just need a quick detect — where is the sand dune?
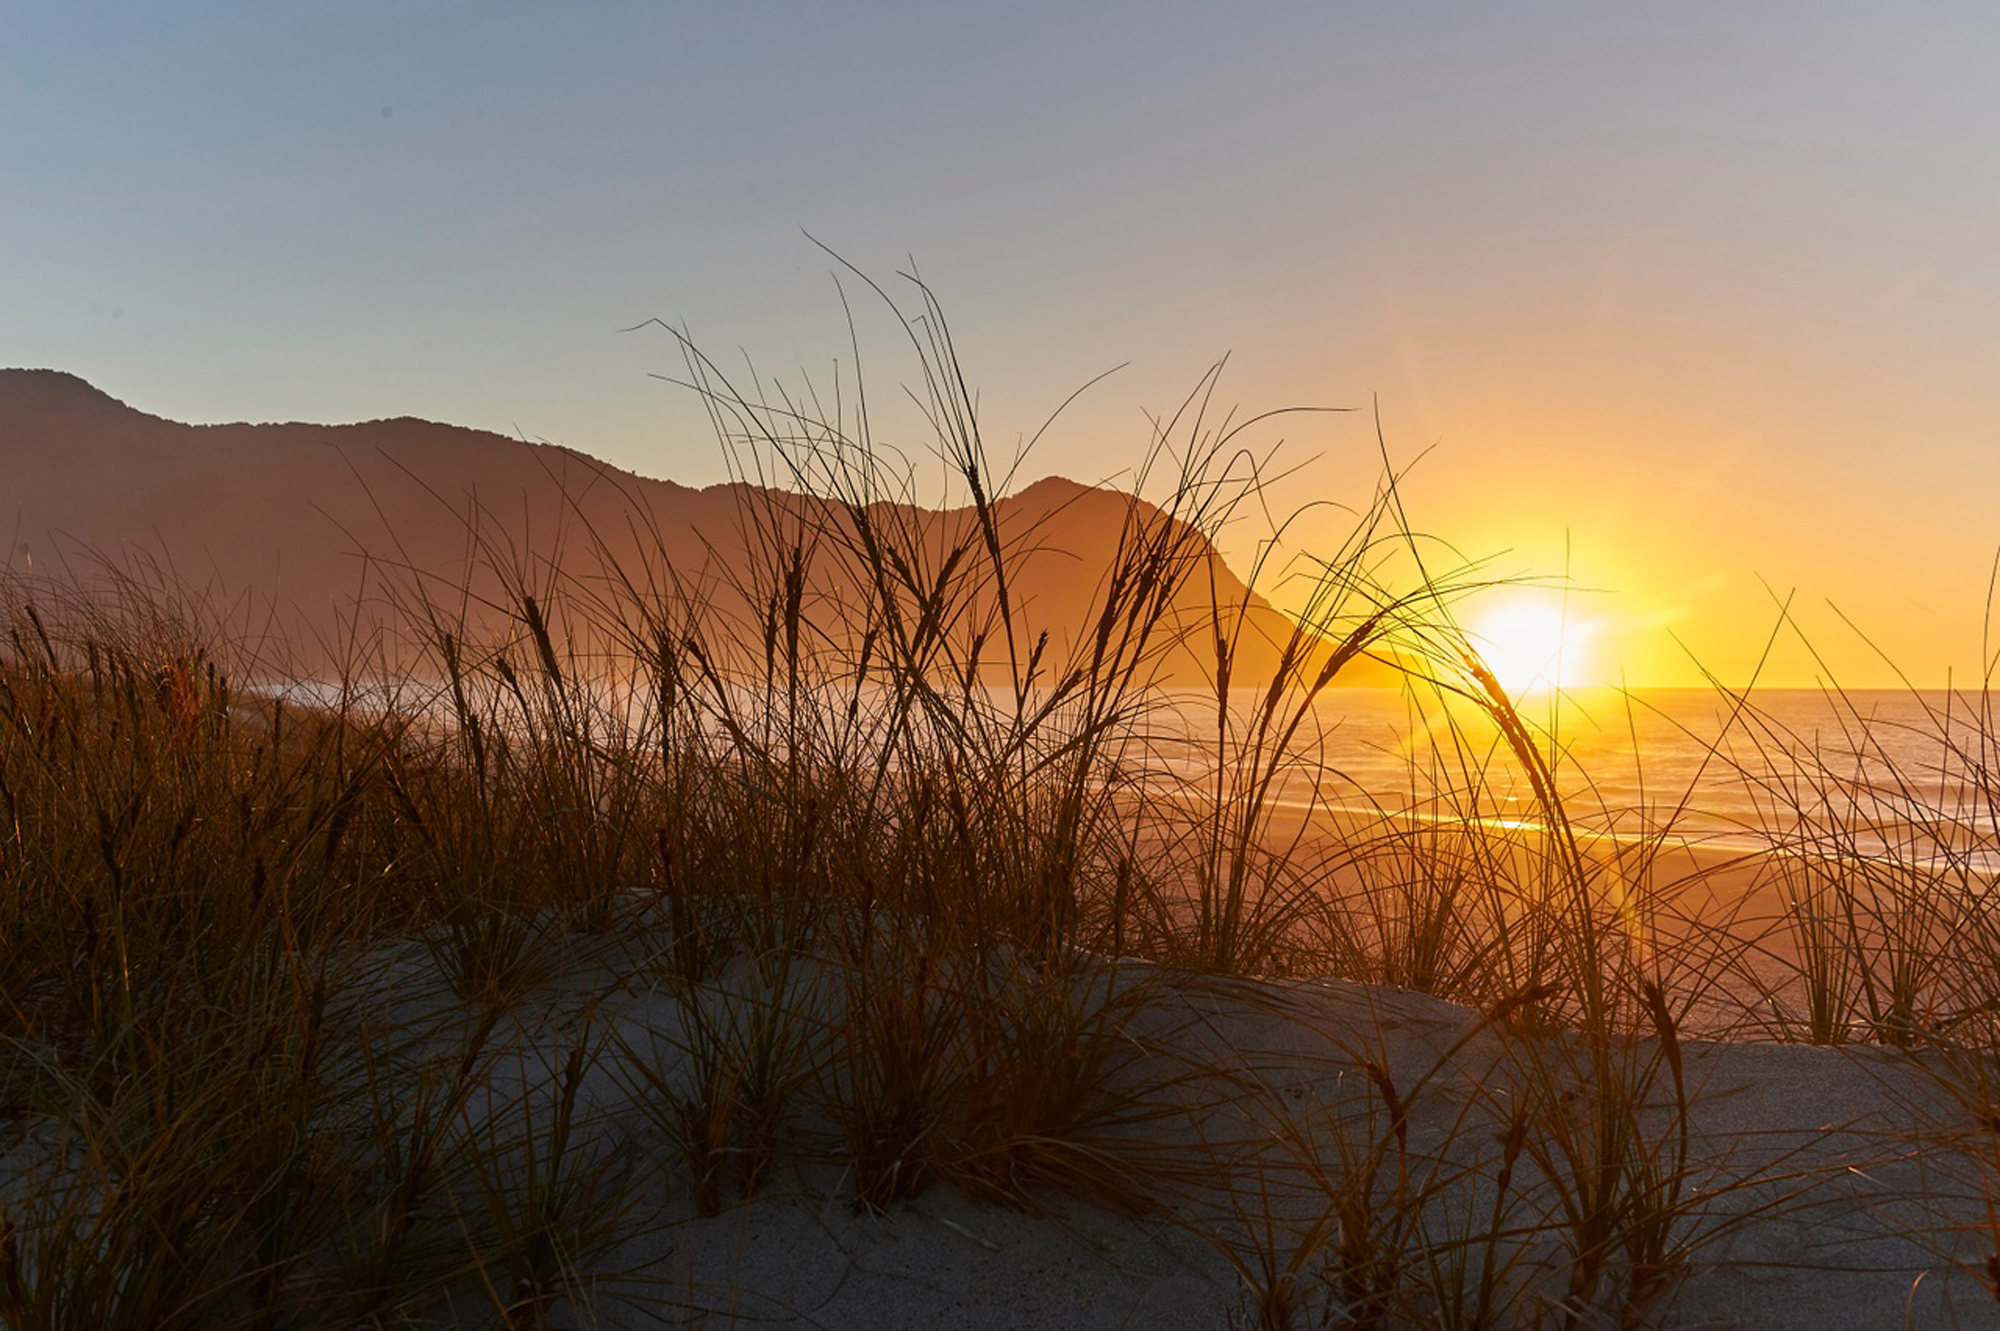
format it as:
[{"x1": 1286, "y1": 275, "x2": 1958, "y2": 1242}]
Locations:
[{"x1": 319, "y1": 898, "x2": 1995, "y2": 1329}]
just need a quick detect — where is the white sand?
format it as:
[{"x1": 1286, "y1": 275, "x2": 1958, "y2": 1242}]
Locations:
[{"x1": 328, "y1": 902, "x2": 2000, "y2": 1330}]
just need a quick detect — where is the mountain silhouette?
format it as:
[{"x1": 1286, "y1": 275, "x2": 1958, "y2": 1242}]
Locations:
[{"x1": 1, "y1": 369, "x2": 1395, "y2": 685}]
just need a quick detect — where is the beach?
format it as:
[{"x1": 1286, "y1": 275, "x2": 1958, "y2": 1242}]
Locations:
[
  {"x1": 11, "y1": 638, "x2": 2000, "y2": 1326},
  {"x1": 242, "y1": 889, "x2": 1994, "y2": 1328}
]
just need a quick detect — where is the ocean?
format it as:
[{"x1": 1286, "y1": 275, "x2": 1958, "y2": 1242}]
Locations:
[{"x1": 1141, "y1": 686, "x2": 2000, "y2": 874}]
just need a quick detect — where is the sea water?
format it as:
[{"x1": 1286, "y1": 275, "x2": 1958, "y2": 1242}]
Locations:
[{"x1": 1141, "y1": 686, "x2": 2000, "y2": 874}]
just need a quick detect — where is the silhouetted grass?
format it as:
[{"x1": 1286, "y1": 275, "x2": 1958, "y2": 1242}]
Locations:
[{"x1": 3, "y1": 268, "x2": 1994, "y2": 1325}]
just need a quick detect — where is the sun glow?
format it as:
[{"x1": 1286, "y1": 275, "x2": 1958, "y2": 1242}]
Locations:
[{"x1": 1467, "y1": 594, "x2": 1590, "y2": 697}]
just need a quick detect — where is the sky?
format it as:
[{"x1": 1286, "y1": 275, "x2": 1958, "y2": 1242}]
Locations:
[{"x1": 6, "y1": 2, "x2": 2000, "y2": 688}]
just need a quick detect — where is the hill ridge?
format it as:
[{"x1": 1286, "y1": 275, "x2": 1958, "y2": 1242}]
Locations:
[{"x1": 1, "y1": 370, "x2": 1372, "y2": 684}]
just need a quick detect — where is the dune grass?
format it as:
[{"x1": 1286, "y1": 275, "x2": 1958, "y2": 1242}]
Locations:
[{"x1": 5, "y1": 272, "x2": 2000, "y2": 1325}]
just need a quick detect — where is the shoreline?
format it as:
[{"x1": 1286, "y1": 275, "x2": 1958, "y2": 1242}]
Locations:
[{"x1": 1129, "y1": 790, "x2": 1996, "y2": 1044}]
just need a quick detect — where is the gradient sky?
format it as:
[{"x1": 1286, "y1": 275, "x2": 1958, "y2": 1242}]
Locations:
[{"x1": 7, "y1": 2, "x2": 1999, "y2": 688}]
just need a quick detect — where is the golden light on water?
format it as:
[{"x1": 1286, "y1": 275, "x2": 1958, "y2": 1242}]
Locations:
[{"x1": 1466, "y1": 593, "x2": 1592, "y2": 696}]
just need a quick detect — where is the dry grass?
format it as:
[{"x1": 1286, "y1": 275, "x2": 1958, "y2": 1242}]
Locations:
[{"x1": 4, "y1": 269, "x2": 1998, "y2": 1325}]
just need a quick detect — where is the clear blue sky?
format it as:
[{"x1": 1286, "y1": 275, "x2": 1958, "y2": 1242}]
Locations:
[{"x1": 7, "y1": 2, "x2": 1999, "y2": 684}]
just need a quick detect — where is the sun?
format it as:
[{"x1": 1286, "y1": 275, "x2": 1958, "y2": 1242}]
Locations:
[{"x1": 1466, "y1": 594, "x2": 1589, "y2": 697}]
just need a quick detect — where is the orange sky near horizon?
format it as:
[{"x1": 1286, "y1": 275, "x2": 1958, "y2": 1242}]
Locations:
[{"x1": 1252, "y1": 398, "x2": 1995, "y2": 694}]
